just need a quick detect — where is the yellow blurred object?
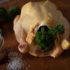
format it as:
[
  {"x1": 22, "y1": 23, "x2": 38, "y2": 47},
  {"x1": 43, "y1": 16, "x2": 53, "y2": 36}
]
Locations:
[{"x1": 61, "y1": 39, "x2": 70, "y2": 50}]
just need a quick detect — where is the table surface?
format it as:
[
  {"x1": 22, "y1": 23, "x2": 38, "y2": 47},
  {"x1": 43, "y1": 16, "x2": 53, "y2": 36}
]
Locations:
[{"x1": 0, "y1": 0, "x2": 70, "y2": 70}]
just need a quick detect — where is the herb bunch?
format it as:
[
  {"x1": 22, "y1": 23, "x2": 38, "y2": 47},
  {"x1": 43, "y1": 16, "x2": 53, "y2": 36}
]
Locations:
[
  {"x1": 0, "y1": 6, "x2": 21, "y2": 22},
  {"x1": 35, "y1": 24, "x2": 64, "y2": 51}
]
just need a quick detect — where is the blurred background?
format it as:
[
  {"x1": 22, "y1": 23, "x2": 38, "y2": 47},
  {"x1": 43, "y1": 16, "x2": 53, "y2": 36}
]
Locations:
[{"x1": 0, "y1": 0, "x2": 70, "y2": 70}]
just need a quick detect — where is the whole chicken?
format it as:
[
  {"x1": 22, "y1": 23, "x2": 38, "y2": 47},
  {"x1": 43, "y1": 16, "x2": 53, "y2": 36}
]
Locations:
[{"x1": 13, "y1": 0, "x2": 70, "y2": 58}]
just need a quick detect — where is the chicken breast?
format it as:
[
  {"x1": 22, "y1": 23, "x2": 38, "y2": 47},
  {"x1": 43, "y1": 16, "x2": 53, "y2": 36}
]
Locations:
[{"x1": 13, "y1": 0, "x2": 70, "y2": 58}]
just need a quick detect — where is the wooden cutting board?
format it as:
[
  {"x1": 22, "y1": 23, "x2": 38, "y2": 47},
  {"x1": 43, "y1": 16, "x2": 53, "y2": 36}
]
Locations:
[{"x1": 0, "y1": 0, "x2": 70, "y2": 70}]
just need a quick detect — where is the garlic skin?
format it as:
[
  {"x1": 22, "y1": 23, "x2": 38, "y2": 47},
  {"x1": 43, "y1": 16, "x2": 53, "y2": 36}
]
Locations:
[{"x1": 13, "y1": 0, "x2": 70, "y2": 58}]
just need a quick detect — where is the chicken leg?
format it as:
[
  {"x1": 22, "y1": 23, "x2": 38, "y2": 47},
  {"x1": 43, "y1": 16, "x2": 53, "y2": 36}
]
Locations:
[{"x1": 13, "y1": 15, "x2": 28, "y2": 53}]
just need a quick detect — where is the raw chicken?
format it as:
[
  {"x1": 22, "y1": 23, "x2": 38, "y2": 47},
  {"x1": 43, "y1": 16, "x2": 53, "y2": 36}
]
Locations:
[{"x1": 13, "y1": 0, "x2": 70, "y2": 58}]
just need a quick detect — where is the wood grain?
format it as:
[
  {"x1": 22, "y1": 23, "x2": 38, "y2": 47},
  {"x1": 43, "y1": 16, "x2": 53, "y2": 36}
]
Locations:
[{"x1": 0, "y1": 0, "x2": 70, "y2": 70}]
